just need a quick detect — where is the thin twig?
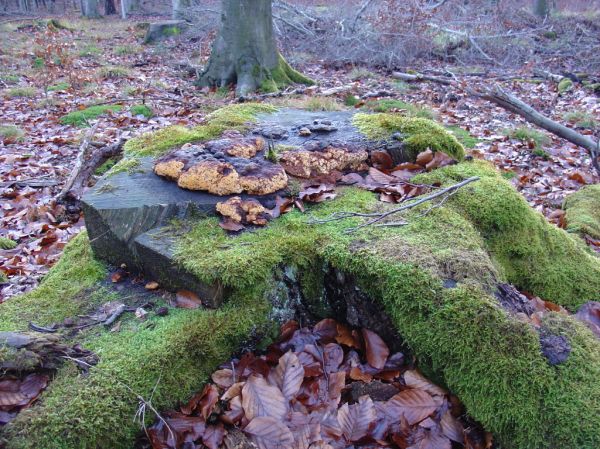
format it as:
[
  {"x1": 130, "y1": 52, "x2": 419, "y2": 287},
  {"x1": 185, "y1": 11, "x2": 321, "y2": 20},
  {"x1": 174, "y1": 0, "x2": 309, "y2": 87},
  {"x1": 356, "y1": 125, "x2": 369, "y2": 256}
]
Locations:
[{"x1": 310, "y1": 177, "x2": 479, "y2": 232}]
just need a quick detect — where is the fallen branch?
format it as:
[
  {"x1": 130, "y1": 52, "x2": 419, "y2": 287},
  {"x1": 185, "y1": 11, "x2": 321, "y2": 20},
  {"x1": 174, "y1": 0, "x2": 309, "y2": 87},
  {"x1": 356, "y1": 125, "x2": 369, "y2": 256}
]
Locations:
[
  {"x1": 309, "y1": 176, "x2": 479, "y2": 232},
  {"x1": 56, "y1": 130, "x2": 125, "y2": 202},
  {"x1": 0, "y1": 331, "x2": 98, "y2": 372},
  {"x1": 390, "y1": 71, "x2": 600, "y2": 176},
  {"x1": 478, "y1": 85, "x2": 600, "y2": 175}
]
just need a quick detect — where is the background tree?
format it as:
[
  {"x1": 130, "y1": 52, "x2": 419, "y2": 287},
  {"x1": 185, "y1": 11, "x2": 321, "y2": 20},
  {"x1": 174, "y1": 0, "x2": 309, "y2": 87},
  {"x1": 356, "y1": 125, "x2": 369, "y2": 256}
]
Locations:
[
  {"x1": 81, "y1": 0, "x2": 99, "y2": 17},
  {"x1": 534, "y1": 0, "x2": 551, "y2": 17},
  {"x1": 198, "y1": 0, "x2": 313, "y2": 96},
  {"x1": 105, "y1": 0, "x2": 116, "y2": 15}
]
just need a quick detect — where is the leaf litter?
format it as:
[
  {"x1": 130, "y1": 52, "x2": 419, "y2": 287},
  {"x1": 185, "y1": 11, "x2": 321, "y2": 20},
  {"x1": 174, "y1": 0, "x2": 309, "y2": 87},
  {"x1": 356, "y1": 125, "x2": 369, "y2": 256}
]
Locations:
[{"x1": 144, "y1": 319, "x2": 491, "y2": 449}]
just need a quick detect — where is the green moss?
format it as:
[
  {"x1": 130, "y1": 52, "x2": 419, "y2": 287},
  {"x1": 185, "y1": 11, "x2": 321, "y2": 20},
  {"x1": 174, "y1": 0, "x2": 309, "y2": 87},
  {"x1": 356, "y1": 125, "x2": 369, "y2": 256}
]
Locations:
[
  {"x1": 78, "y1": 44, "x2": 101, "y2": 57},
  {"x1": 260, "y1": 54, "x2": 314, "y2": 93},
  {"x1": 412, "y1": 162, "x2": 600, "y2": 309},
  {"x1": 5, "y1": 87, "x2": 36, "y2": 98},
  {"x1": 353, "y1": 112, "x2": 465, "y2": 161},
  {"x1": 0, "y1": 271, "x2": 7, "y2": 283},
  {"x1": 3, "y1": 293, "x2": 270, "y2": 449},
  {"x1": 344, "y1": 94, "x2": 360, "y2": 106},
  {"x1": 563, "y1": 110, "x2": 598, "y2": 130},
  {"x1": 558, "y1": 77, "x2": 573, "y2": 93},
  {"x1": 60, "y1": 105, "x2": 122, "y2": 127},
  {"x1": 446, "y1": 125, "x2": 480, "y2": 149},
  {"x1": 563, "y1": 184, "x2": 600, "y2": 239},
  {"x1": 505, "y1": 126, "x2": 550, "y2": 149},
  {"x1": 94, "y1": 158, "x2": 117, "y2": 176},
  {"x1": 163, "y1": 26, "x2": 180, "y2": 36},
  {"x1": 0, "y1": 232, "x2": 105, "y2": 332},
  {"x1": 363, "y1": 99, "x2": 436, "y2": 119},
  {"x1": 47, "y1": 82, "x2": 70, "y2": 92},
  {"x1": 0, "y1": 74, "x2": 20, "y2": 84},
  {"x1": 107, "y1": 104, "x2": 277, "y2": 177},
  {"x1": 114, "y1": 45, "x2": 137, "y2": 55},
  {"x1": 130, "y1": 104, "x2": 153, "y2": 118},
  {"x1": 0, "y1": 237, "x2": 17, "y2": 250},
  {"x1": 0, "y1": 125, "x2": 25, "y2": 143},
  {"x1": 97, "y1": 65, "x2": 129, "y2": 79}
]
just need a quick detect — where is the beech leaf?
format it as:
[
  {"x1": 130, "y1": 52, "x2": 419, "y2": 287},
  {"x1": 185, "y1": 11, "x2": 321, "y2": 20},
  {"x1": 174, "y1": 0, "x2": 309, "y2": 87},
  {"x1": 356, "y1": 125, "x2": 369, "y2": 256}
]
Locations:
[
  {"x1": 274, "y1": 351, "x2": 305, "y2": 400},
  {"x1": 362, "y1": 328, "x2": 389, "y2": 369},
  {"x1": 387, "y1": 389, "x2": 437, "y2": 425},
  {"x1": 242, "y1": 375, "x2": 287, "y2": 420},
  {"x1": 337, "y1": 395, "x2": 376, "y2": 442},
  {"x1": 244, "y1": 416, "x2": 294, "y2": 449}
]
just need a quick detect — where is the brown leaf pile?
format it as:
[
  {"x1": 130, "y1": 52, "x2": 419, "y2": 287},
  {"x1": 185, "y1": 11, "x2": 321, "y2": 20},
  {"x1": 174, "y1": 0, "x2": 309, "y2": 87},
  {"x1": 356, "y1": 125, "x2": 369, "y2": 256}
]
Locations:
[
  {"x1": 0, "y1": 374, "x2": 49, "y2": 425},
  {"x1": 147, "y1": 319, "x2": 490, "y2": 449}
]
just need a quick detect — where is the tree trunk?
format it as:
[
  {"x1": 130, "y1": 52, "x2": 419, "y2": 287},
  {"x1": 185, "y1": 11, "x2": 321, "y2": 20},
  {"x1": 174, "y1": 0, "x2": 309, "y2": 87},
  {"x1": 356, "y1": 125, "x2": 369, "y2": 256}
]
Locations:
[
  {"x1": 171, "y1": 0, "x2": 189, "y2": 19},
  {"x1": 534, "y1": 0, "x2": 550, "y2": 17},
  {"x1": 105, "y1": 0, "x2": 116, "y2": 14},
  {"x1": 198, "y1": 0, "x2": 312, "y2": 96},
  {"x1": 119, "y1": 0, "x2": 127, "y2": 18},
  {"x1": 81, "y1": 0, "x2": 99, "y2": 17}
]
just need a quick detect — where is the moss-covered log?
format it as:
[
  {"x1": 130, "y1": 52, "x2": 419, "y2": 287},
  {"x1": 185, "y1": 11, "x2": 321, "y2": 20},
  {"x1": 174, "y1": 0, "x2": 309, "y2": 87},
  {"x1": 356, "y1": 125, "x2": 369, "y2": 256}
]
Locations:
[{"x1": 197, "y1": 0, "x2": 313, "y2": 95}]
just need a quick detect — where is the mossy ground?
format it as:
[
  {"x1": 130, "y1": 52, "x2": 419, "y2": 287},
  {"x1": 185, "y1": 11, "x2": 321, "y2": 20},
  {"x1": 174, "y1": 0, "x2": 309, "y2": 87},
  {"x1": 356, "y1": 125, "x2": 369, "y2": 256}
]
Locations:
[
  {"x1": 174, "y1": 160, "x2": 600, "y2": 449},
  {"x1": 352, "y1": 112, "x2": 465, "y2": 161},
  {"x1": 563, "y1": 184, "x2": 600, "y2": 239},
  {"x1": 0, "y1": 233, "x2": 271, "y2": 449},
  {"x1": 59, "y1": 104, "x2": 122, "y2": 127}
]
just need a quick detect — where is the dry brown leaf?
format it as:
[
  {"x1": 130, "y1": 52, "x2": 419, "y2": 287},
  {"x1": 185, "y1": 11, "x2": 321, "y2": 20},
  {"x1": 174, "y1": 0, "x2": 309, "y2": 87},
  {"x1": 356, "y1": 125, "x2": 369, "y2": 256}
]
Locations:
[
  {"x1": 362, "y1": 328, "x2": 389, "y2": 369},
  {"x1": 244, "y1": 416, "x2": 294, "y2": 449},
  {"x1": 387, "y1": 389, "x2": 437, "y2": 425},
  {"x1": 241, "y1": 375, "x2": 287, "y2": 421},
  {"x1": 337, "y1": 395, "x2": 376, "y2": 442},
  {"x1": 274, "y1": 351, "x2": 304, "y2": 400},
  {"x1": 174, "y1": 290, "x2": 203, "y2": 309}
]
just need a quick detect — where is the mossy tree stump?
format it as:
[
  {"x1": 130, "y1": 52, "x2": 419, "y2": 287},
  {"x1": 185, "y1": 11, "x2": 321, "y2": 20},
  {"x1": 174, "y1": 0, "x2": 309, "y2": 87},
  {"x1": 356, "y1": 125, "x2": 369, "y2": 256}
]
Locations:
[{"x1": 197, "y1": 0, "x2": 313, "y2": 95}]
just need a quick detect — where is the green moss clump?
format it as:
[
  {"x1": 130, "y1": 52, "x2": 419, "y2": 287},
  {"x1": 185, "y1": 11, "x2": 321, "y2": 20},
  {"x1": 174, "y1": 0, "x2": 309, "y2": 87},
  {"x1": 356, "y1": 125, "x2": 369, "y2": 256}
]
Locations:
[
  {"x1": 505, "y1": 126, "x2": 550, "y2": 149},
  {"x1": 563, "y1": 184, "x2": 600, "y2": 239},
  {"x1": 5, "y1": 87, "x2": 36, "y2": 98},
  {"x1": 412, "y1": 162, "x2": 600, "y2": 310},
  {"x1": 60, "y1": 105, "x2": 122, "y2": 127},
  {"x1": 47, "y1": 82, "x2": 70, "y2": 92},
  {"x1": 0, "y1": 233, "x2": 105, "y2": 332},
  {"x1": 0, "y1": 271, "x2": 7, "y2": 283},
  {"x1": 130, "y1": 104, "x2": 153, "y2": 118},
  {"x1": 260, "y1": 54, "x2": 314, "y2": 93},
  {"x1": 121, "y1": 103, "x2": 276, "y2": 160},
  {"x1": 364, "y1": 99, "x2": 436, "y2": 119},
  {"x1": 558, "y1": 77, "x2": 574, "y2": 93},
  {"x1": 0, "y1": 125, "x2": 25, "y2": 143},
  {"x1": 4, "y1": 296, "x2": 270, "y2": 449},
  {"x1": 0, "y1": 237, "x2": 17, "y2": 250},
  {"x1": 446, "y1": 125, "x2": 480, "y2": 149},
  {"x1": 353, "y1": 112, "x2": 465, "y2": 161}
]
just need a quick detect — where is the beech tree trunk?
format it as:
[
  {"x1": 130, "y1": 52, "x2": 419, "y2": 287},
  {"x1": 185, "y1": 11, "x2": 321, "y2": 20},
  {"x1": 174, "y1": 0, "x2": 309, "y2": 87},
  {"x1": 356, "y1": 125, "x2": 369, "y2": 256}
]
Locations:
[
  {"x1": 81, "y1": 0, "x2": 99, "y2": 17},
  {"x1": 171, "y1": 0, "x2": 189, "y2": 19},
  {"x1": 105, "y1": 0, "x2": 116, "y2": 14},
  {"x1": 198, "y1": 0, "x2": 310, "y2": 96},
  {"x1": 534, "y1": 0, "x2": 550, "y2": 17}
]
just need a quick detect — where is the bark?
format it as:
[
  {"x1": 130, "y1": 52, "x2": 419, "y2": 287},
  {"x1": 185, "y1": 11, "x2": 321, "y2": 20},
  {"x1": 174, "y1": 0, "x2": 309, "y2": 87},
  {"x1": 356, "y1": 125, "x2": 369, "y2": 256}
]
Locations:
[
  {"x1": 171, "y1": 0, "x2": 189, "y2": 20},
  {"x1": 119, "y1": 0, "x2": 127, "y2": 18},
  {"x1": 534, "y1": 0, "x2": 550, "y2": 17},
  {"x1": 81, "y1": 0, "x2": 99, "y2": 17},
  {"x1": 198, "y1": 0, "x2": 311, "y2": 96},
  {"x1": 104, "y1": 0, "x2": 116, "y2": 14}
]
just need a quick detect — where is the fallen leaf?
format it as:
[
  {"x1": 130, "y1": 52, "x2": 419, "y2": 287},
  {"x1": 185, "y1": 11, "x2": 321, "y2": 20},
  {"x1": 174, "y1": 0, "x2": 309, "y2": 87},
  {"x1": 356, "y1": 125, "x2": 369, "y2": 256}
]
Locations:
[
  {"x1": 174, "y1": 290, "x2": 203, "y2": 309},
  {"x1": 241, "y1": 375, "x2": 287, "y2": 420},
  {"x1": 244, "y1": 416, "x2": 294, "y2": 449},
  {"x1": 362, "y1": 328, "x2": 389, "y2": 369},
  {"x1": 337, "y1": 395, "x2": 377, "y2": 441},
  {"x1": 273, "y1": 351, "x2": 304, "y2": 400},
  {"x1": 386, "y1": 389, "x2": 437, "y2": 425}
]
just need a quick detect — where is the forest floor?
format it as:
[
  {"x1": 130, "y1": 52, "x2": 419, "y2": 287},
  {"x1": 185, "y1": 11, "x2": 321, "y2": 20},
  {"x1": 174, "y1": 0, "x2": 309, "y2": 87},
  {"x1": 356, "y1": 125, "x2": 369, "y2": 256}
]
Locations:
[{"x1": 1, "y1": 17, "x2": 599, "y2": 301}]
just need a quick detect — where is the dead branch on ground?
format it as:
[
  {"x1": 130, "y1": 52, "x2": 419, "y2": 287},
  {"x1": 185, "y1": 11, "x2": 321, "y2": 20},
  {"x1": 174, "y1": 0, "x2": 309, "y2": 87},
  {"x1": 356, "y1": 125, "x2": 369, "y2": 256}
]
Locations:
[
  {"x1": 55, "y1": 126, "x2": 125, "y2": 203},
  {"x1": 309, "y1": 176, "x2": 480, "y2": 233},
  {"x1": 392, "y1": 71, "x2": 600, "y2": 176}
]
